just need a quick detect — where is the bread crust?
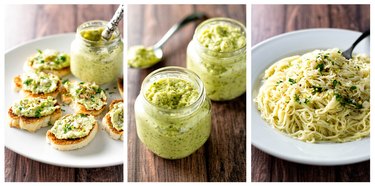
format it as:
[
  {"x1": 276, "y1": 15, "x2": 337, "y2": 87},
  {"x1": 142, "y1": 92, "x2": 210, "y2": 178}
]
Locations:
[
  {"x1": 46, "y1": 122, "x2": 98, "y2": 151},
  {"x1": 102, "y1": 99, "x2": 123, "y2": 141},
  {"x1": 117, "y1": 78, "x2": 124, "y2": 98},
  {"x1": 13, "y1": 75, "x2": 61, "y2": 99},
  {"x1": 8, "y1": 106, "x2": 62, "y2": 132}
]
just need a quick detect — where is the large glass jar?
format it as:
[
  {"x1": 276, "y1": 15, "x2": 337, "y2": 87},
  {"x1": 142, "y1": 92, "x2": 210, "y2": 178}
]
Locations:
[
  {"x1": 70, "y1": 20, "x2": 123, "y2": 84},
  {"x1": 187, "y1": 18, "x2": 246, "y2": 101},
  {"x1": 134, "y1": 67, "x2": 212, "y2": 159}
]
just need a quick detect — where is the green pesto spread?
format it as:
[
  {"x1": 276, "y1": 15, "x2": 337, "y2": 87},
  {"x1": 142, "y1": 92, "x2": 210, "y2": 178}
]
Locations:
[
  {"x1": 145, "y1": 78, "x2": 199, "y2": 109},
  {"x1": 80, "y1": 27, "x2": 116, "y2": 42},
  {"x1": 198, "y1": 24, "x2": 246, "y2": 52},
  {"x1": 127, "y1": 45, "x2": 161, "y2": 68},
  {"x1": 21, "y1": 72, "x2": 60, "y2": 94},
  {"x1": 71, "y1": 26, "x2": 123, "y2": 84},
  {"x1": 135, "y1": 94, "x2": 211, "y2": 159},
  {"x1": 109, "y1": 101, "x2": 124, "y2": 131},
  {"x1": 64, "y1": 81, "x2": 107, "y2": 110},
  {"x1": 12, "y1": 96, "x2": 59, "y2": 118},
  {"x1": 187, "y1": 19, "x2": 246, "y2": 101},
  {"x1": 28, "y1": 49, "x2": 70, "y2": 70},
  {"x1": 51, "y1": 113, "x2": 95, "y2": 139}
]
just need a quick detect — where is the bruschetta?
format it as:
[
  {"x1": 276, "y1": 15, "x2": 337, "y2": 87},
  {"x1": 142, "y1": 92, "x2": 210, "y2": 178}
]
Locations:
[
  {"x1": 61, "y1": 81, "x2": 107, "y2": 116},
  {"x1": 24, "y1": 49, "x2": 70, "y2": 77},
  {"x1": 8, "y1": 96, "x2": 62, "y2": 132},
  {"x1": 102, "y1": 99, "x2": 123, "y2": 141},
  {"x1": 46, "y1": 113, "x2": 98, "y2": 151},
  {"x1": 13, "y1": 72, "x2": 61, "y2": 98}
]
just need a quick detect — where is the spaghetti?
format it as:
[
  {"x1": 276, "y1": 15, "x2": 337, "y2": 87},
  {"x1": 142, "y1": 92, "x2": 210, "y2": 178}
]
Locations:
[{"x1": 255, "y1": 48, "x2": 370, "y2": 143}]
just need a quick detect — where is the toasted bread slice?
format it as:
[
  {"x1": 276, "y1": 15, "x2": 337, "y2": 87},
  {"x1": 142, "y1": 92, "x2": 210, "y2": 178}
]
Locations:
[
  {"x1": 46, "y1": 122, "x2": 98, "y2": 151},
  {"x1": 117, "y1": 78, "x2": 123, "y2": 97},
  {"x1": 8, "y1": 107, "x2": 62, "y2": 132},
  {"x1": 23, "y1": 61, "x2": 70, "y2": 78},
  {"x1": 61, "y1": 85, "x2": 106, "y2": 116},
  {"x1": 13, "y1": 75, "x2": 61, "y2": 99},
  {"x1": 102, "y1": 100, "x2": 123, "y2": 141}
]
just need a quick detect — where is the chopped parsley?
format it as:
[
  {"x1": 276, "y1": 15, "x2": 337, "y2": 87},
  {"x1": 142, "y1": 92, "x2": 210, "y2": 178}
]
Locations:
[
  {"x1": 316, "y1": 63, "x2": 324, "y2": 73},
  {"x1": 23, "y1": 79, "x2": 33, "y2": 86},
  {"x1": 350, "y1": 86, "x2": 357, "y2": 91},
  {"x1": 312, "y1": 86, "x2": 323, "y2": 94},
  {"x1": 288, "y1": 78, "x2": 296, "y2": 85},
  {"x1": 332, "y1": 80, "x2": 341, "y2": 88},
  {"x1": 335, "y1": 93, "x2": 363, "y2": 109}
]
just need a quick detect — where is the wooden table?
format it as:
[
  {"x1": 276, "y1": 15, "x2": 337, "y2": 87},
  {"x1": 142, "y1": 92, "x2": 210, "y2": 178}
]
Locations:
[
  {"x1": 4, "y1": 5, "x2": 123, "y2": 182},
  {"x1": 251, "y1": 5, "x2": 370, "y2": 182},
  {"x1": 127, "y1": 5, "x2": 246, "y2": 182}
]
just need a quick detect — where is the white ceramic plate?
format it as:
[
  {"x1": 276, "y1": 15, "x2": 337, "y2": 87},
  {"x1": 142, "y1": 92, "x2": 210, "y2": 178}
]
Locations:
[
  {"x1": 5, "y1": 33, "x2": 123, "y2": 168},
  {"x1": 251, "y1": 28, "x2": 370, "y2": 165}
]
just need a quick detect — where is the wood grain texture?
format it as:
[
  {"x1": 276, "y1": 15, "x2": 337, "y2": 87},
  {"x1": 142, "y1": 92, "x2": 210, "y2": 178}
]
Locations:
[
  {"x1": 251, "y1": 4, "x2": 370, "y2": 182},
  {"x1": 4, "y1": 5, "x2": 123, "y2": 182},
  {"x1": 127, "y1": 4, "x2": 246, "y2": 182}
]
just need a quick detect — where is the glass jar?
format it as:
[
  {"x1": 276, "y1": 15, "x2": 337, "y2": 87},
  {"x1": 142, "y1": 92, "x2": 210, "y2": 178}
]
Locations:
[
  {"x1": 134, "y1": 67, "x2": 212, "y2": 159},
  {"x1": 187, "y1": 18, "x2": 246, "y2": 101},
  {"x1": 70, "y1": 20, "x2": 123, "y2": 84}
]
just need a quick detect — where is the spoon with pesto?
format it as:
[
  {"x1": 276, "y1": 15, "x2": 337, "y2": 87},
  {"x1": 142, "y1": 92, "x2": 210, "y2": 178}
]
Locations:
[{"x1": 128, "y1": 12, "x2": 206, "y2": 69}]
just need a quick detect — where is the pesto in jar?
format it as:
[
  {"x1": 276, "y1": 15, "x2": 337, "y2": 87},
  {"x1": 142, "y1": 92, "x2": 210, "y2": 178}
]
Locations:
[
  {"x1": 198, "y1": 24, "x2": 246, "y2": 52},
  {"x1": 145, "y1": 78, "x2": 199, "y2": 109},
  {"x1": 135, "y1": 67, "x2": 212, "y2": 159},
  {"x1": 71, "y1": 21, "x2": 123, "y2": 85},
  {"x1": 187, "y1": 18, "x2": 246, "y2": 101}
]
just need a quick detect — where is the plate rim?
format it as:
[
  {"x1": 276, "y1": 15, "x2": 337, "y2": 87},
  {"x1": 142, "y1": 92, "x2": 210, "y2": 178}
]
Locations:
[
  {"x1": 4, "y1": 33, "x2": 123, "y2": 168},
  {"x1": 251, "y1": 28, "x2": 370, "y2": 165}
]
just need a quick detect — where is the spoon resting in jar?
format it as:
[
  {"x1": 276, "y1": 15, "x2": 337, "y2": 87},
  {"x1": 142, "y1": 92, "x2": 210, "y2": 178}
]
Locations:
[{"x1": 127, "y1": 12, "x2": 206, "y2": 69}]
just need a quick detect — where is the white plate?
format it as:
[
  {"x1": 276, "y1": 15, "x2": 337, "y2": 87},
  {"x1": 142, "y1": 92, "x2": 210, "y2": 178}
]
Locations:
[
  {"x1": 251, "y1": 28, "x2": 370, "y2": 165},
  {"x1": 5, "y1": 33, "x2": 123, "y2": 168}
]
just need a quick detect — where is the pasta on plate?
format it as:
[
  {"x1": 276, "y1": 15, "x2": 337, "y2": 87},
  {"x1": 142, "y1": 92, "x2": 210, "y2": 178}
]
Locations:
[{"x1": 255, "y1": 48, "x2": 370, "y2": 143}]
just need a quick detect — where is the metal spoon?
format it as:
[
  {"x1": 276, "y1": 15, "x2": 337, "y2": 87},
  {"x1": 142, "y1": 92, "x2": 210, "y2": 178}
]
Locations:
[
  {"x1": 342, "y1": 29, "x2": 370, "y2": 59},
  {"x1": 101, "y1": 4, "x2": 124, "y2": 40},
  {"x1": 128, "y1": 12, "x2": 206, "y2": 68}
]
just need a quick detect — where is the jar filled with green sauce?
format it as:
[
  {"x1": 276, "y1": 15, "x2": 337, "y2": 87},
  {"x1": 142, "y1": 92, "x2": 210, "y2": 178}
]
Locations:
[
  {"x1": 134, "y1": 67, "x2": 212, "y2": 159},
  {"x1": 187, "y1": 18, "x2": 246, "y2": 101},
  {"x1": 71, "y1": 20, "x2": 123, "y2": 84}
]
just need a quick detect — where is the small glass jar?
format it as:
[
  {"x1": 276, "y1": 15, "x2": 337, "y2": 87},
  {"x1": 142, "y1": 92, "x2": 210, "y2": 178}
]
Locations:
[
  {"x1": 134, "y1": 67, "x2": 212, "y2": 159},
  {"x1": 187, "y1": 18, "x2": 246, "y2": 101},
  {"x1": 70, "y1": 20, "x2": 123, "y2": 84}
]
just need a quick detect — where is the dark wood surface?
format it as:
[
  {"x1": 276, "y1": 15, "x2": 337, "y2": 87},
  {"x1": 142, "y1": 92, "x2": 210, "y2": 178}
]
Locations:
[
  {"x1": 251, "y1": 5, "x2": 370, "y2": 182},
  {"x1": 4, "y1": 5, "x2": 123, "y2": 182},
  {"x1": 127, "y1": 5, "x2": 246, "y2": 182}
]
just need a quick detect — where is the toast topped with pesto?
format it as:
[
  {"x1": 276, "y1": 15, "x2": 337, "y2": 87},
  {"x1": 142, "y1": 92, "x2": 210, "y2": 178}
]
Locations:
[
  {"x1": 46, "y1": 113, "x2": 98, "y2": 151},
  {"x1": 13, "y1": 71, "x2": 61, "y2": 99},
  {"x1": 61, "y1": 81, "x2": 107, "y2": 116},
  {"x1": 24, "y1": 49, "x2": 70, "y2": 77},
  {"x1": 8, "y1": 96, "x2": 62, "y2": 132},
  {"x1": 102, "y1": 99, "x2": 123, "y2": 141}
]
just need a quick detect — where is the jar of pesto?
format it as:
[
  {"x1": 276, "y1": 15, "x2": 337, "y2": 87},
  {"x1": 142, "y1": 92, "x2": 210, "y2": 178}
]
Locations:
[
  {"x1": 71, "y1": 20, "x2": 123, "y2": 84},
  {"x1": 134, "y1": 66, "x2": 211, "y2": 159},
  {"x1": 187, "y1": 18, "x2": 246, "y2": 101}
]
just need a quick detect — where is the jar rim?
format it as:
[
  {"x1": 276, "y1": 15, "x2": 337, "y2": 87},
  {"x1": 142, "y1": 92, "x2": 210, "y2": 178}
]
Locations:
[
  {"x1": 76, "y1": 20, "x2": 121, "y2": 46},
  {"x1": 193, "y1": 17, "x2": 247, "y2": 55},
  {"x1": 140, "y1": 66, "x2": 206, "y2": 114}
]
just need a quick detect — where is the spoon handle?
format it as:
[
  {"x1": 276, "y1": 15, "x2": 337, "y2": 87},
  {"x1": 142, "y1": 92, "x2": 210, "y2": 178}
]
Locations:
[
  {"x1": 342, "y1": 29, "x2": 370, "y2": 59},
  {"x1": 351, "y1": 29, "x2": 370, "y2": 49},
  {"x1": 153, "y1": 12, "x2": 206, "y2": 49},
  {"x1": 102, "y1": 4, "x2": 124, "y2": 40}
]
